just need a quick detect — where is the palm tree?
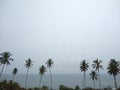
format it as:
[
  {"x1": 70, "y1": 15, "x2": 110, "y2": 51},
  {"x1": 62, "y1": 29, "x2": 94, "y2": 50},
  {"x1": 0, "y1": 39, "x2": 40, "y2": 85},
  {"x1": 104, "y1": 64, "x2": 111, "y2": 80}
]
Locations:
[
  {"x1": 107, "y1": 59, "x2": 120, "y2": 89},
  {"x1": 12, "y1": 68, "x2": 18, "y2": 81},
  {"x1": 89, "y1": 70, "x2": 97, "y2": 89},
  {"x1": 0, "y1": 52, "x2": 13, "y2": 79},
  {"x1": 46, "y1": 59, "x2": 53, "y2": 90},
  {"x1": 24, "y1": 58, "x2": 33, "y2": 89},
  {"x1": 80, "y1": 60, "x2": 89, "y2": 89},
  {"x1": 92, "y1": 59, "x2": 103, "y2": 90},
  {"x1": 39, "y1": 65, "x2": 46, "y2": 90}
]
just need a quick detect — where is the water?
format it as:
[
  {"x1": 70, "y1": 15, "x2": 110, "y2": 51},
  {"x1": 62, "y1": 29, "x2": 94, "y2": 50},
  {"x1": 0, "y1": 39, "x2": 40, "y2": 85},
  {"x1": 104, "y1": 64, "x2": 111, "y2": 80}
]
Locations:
[{"x1": 1, "y1": 74, "x2": 120, "y2": 89}]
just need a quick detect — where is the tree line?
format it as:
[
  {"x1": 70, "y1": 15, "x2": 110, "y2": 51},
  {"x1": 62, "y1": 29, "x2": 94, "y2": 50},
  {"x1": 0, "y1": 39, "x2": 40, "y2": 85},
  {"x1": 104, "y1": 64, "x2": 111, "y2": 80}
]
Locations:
[
  {"x1": 80, "y1": 59, "x2": 120, "y2": 90},
  {"x1": 0, "y1": 51, "x2": 120, "y2": 90},
  {"x1": 0, "y1": 52, "x2": 53, "y2": 90}
]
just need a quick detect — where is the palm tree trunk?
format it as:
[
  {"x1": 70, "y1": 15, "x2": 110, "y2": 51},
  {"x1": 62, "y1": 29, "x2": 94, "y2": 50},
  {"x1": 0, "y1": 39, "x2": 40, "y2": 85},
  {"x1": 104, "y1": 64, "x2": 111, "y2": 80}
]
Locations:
[
  {"x1": 83, "y1": 71, "x2": 86, "y2": 89},
  {"x1": 85, "y1": 72, "x2": 86, "y2": 89},
  {"x1": 98, "y1": 70, "x2": 101, "y2": 90},
  {"x1": 82, "y1": 73, "x2": 84, "y2": 90},
  {"x1": 0, "y1": 64, "x2": 5, "y2": 79},
  {"x1": 93, "y1": 80, "x2": 95, "y2": 90},
  {"x1": 114, "y1": 75, "x2": 117, "y2": 89},
  {"x1": 25, "y1": 68, "x2": 29, "y2": 89},
  {"x1": 12, "y1": 75, "x2": 15, "y2": 81},
  {"x1": 39, "y1": 75, "x2": 42, "y2": 90},
  {"x1": 49, "y1": 68, "x2": 52, "y2": 90}
]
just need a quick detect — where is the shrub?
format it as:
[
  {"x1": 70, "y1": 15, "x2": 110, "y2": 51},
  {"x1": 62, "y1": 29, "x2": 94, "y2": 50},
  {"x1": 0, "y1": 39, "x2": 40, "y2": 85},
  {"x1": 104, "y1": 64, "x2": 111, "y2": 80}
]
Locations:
[
  {"x1": 59, "y1": 85, "x2": 74, "y2": 90},
  {"x1": 0, "y1": 80, "x2": 21, "y2": 90}
]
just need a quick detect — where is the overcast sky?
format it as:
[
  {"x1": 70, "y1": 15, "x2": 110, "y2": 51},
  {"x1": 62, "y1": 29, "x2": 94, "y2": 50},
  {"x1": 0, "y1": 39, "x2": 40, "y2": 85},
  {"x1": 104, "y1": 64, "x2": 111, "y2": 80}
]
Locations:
[{"x1": 0, "y1": 0, "x2": 120, "y2": 74}]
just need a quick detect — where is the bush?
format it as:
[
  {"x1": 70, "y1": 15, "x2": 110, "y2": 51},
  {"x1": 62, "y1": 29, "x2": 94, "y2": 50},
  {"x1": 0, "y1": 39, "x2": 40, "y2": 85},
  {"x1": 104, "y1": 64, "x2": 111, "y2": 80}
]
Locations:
[
  {"x1": 117, "y1": 87, "x2": 120, "y2": 90},
  {"x1": 41, "y1": 86, "x2": 48, "y2": 90},
  {"x1": 0, "y1": 80, "x2": 21, "y2": 90},
  {"x1": 74, "y1": 85, "x2": 81, "y2": 90},
  {"x1": 103, "y1": 86, "x2": 112, "y2": 90},
  {"x1": 59, "y1": 85, "x2": 74, "y2": 90},
  {"x1": 82, "y1": 87, "x2": 93, "y2": 90}
]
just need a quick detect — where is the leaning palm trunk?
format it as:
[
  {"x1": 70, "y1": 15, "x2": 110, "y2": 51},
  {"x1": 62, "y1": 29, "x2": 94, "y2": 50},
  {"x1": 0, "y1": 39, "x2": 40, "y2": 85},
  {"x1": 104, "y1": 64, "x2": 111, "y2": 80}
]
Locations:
[
  {"x1": 39, "y1": 75, "x2": 42, "y2": 90},
  {"x1": 114, "y1": 75, "x2": 117, "y2": 89},
  {"x1": 93, "y1": 80, "x2": 95, "y2": 90},
  {"x1": 49, "y1": 68, "x2": 52, "y2": 90},
  {"x1": 82, "y1": 73, "x2": 84, "y2": 89},
  {"x1": 98, "y1": 70, "x2": 101, "y2": 90},
  {"x1": 25, "y1": 68, "x2": 29, "y2": 89},
  {"x1": 12, "y1": 75, "x2": 15, "y2": 81},
  {"x1": 0, "y1": 64, "x2": 5, "y2": 79}
]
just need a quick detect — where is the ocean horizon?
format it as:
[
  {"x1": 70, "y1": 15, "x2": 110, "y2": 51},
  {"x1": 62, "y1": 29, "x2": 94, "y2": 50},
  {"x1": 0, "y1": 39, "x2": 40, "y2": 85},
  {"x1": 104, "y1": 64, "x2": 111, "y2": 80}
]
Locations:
[{"x1": 1, "y1": 73, "x2": 120, "y2": 89}]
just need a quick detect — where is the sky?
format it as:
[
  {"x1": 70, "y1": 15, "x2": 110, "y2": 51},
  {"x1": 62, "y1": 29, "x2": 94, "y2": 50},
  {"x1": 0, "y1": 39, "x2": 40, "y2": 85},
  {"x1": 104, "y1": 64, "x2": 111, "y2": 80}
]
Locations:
[{"x1": 0, "y1": 0, "x2": 120, "y2": 74}]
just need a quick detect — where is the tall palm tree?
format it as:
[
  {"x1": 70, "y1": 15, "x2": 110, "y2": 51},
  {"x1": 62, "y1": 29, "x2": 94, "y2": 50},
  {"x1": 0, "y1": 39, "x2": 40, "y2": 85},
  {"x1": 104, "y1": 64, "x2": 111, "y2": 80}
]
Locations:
[
  {"x1": 12, "y1": 68, "x2": 18, "y2": 81},
  {"x1": 0, "y1": 52, "x2": 13, "y2": 79},
  {"x1": 107, "y1": 59, "x2": 120, "y2": 89},
  {"x1": 39, "y1": 65, "x2": 46, "y2": 90},
  {"x1": 80, "y1": 60, "x2": 89, "y2": 89},
  {"x1": 92, "y1": 59, "x2": 103, "y2": 90},
  {"x1": 24, "y1": 58, "x2": 33, "y2": 89},
  {"x1": 89, "y1": 70, "x2": 97, "y2": 89},
  {"x1": 46, "y1": 59, "x2": 53, "y2": 90}
]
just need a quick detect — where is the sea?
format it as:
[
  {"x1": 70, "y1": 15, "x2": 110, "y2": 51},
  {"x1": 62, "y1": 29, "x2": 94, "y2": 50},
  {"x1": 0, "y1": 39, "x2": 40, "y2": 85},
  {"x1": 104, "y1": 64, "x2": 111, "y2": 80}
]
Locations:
[{"x1": 1, "y1": 74, "x2": 120, "y2": 89}]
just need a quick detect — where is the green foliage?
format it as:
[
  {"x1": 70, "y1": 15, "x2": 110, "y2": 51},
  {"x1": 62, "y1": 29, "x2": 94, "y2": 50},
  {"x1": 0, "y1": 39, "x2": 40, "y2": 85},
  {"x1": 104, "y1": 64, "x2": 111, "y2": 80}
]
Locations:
[
  {"x1": 89, "y1": 70, "x2": 98, "y2": 81},
  {"x1": 92, "y1": 59, "x2": 103, "y2": 90},
  {"x1": 39, "y1": 65, "x2": 46, "y2": 76},
  {"x1": 117, "y1": 87, "x2": 120, "y2": 90},
  {"x1": 12, "y1": 68, "x2": 18, "y2": 76},
  {"x1": 80, "y1": 60, "x2": 89, "y2": 89},
  {"x1": 41, "y1": 86, "x2": 48, "y2": 90},
  {"x1": 103, "y1": 86, "x2": 112, "y2": 90},
  {"x1": 107, "y1": 59, "x2": 120, "y2": 76},
  {"x1": 82, "y1": 87, "x2": 93, "y2": 90},
  {"x1": 46, "y1": 59, "x2": 53, "y2": 68},
  {"x1": 0, "y1": 80, "x2": 21, "y2": 90},
  {"x1": 107, "y1": 59, "x2": 120, "y2": 89},
  {"x1": 80, "y1": 60, "x2": 89, "y2": 72},
  {"x1": 0, "y1": 51, "x2": 120, "y2": 90},
  {"x1": 0, "y1": 52, "x2": 13, "y2": 65},
  {"x1": 74, "y1": 85, "x2": 81, "y2": 90},
  {"x1": 0, "y1": 52, "x2": 13, "y2": 79},
  {"x1": 0, "y1": 80, "x2": 49, "y2": 90},
  {"x1": 59, "y1": 85, "x2": 74, "y2": 90},
  {"x1": 32, "y1": 87, "x2": 39, "y2": 90},
  {"x1": 25, "y1": 58, "x2": 33, "y2": 68},
  {"x1": 92, "y1": 59, "x2": 103, "y2": 71}
]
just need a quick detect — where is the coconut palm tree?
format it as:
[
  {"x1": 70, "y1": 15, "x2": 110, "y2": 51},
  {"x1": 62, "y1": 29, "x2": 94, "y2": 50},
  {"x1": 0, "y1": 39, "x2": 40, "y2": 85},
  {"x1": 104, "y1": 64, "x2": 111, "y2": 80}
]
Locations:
[
  {"x1": 80, "y1": 60, "x2": 89, "y2": 89},
  {"x1": 0, "y1": 52, "x2": 13, "y2": 79},
  {"x1": 107, "y1": 59, "x2": 120, "y2": 89},
  {"x1": 12, "y1": 68, "x2": 18, "y2": 81},
  {"x1": 24, "y1": 58, "x2": 33, "y2": 89},
  {"x1": 46, "y1": 59, "x2": 53, "y2": 90},
  {"x1": 39, "y1": 65, "x2": 46, "y2": 90},
  {"x1": 92, "y1": 59, "x2": 103, "y2": 90},
  {"x1": 89, "y1": 70, "x2": 98, "y2": 89}
]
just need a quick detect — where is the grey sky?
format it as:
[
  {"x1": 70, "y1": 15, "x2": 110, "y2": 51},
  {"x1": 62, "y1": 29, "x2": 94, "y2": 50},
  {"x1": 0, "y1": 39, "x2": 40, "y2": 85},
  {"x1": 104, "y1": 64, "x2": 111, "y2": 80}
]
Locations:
[{"x1": 0, "y1": 0, "x2": 120, "y2": 74}]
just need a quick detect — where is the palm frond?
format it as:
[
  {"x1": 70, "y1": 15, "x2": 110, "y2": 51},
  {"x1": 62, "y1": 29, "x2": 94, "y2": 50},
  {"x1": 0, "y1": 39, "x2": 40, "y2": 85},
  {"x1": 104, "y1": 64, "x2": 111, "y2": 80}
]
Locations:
[
  {"x1": 107, "y1": 59, "x2": 120, "y2": 76},
  {"x1": 46, "y1": 59, "x2": 53, "y2": 68},
  {"x1": 0, "y1": 52, "x2": 13, "y2": 66},
  {"x1": 80, "y1": 60, "x2": 89, "y2": 72},
  {"x1": 25, "y1": 58, "x2": 33, "y2": 68},
  {"x1": 92, "y1": 59, "x2": 103, "y2": 71}
]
